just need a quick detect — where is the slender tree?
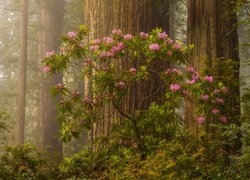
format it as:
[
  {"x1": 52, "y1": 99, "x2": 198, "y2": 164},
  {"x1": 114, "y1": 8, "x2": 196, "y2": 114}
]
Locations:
[
  {"x1": 185, "y1": 0, "x2": 240, "y2": 132},
  {"x1": 16, "y1": 0, "x2": 28, "y2": 145}
]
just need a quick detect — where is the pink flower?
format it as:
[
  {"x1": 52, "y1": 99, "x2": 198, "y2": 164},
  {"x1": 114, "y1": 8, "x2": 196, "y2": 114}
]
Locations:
[
  {"x1": 111, "y1": 42, "x2": 125, "y2": 53},
  {"x1": 167, "y1": 51, "x2": 173, "y2": 56},
  {"x1": 46, "y1": 50, "x2": 54, "y2": 58},
  {"x1": 56, "y1": 83, "x2": 64, "y2": 89},
  {"x1": 149, "y1": 43, "x2": 160, "y2": 51},
  {"x1": 187, "y1": 66, "x2": 195, "y2": 72},
  {"x1": 89, "y1": 45, "x2": 99, "y2": 51},
  {"x1": 123, "y1": 34, "x2": 133, "y2": 40},
  {"x1": 112, "y1": 29, "x2": 122, "y2": 35},
  {"x1": 216, "y1": 98, "x2": 225, "y2": 104},
  {"x1": 219, "y1": 116, "x2": 227, "y2": 123},
  {"x1": 182, "y1": 90, "x2": 189, "y2": 96},
  {"x1": 186, "y1": 79, "x2": 196, "y2": 85},
  {"x1": 93, "y1": 39, "x2": 101, "y2": 44},
  {"x1": 170, "y1": 83, "x2": 181, "y2": 92},
  {"x1": 43, "y1": 65, "x2": 51, "y2": 73},
  {"x1": 173, "y1": 43, "x2": 181, "y2": 49},
  {"x1": 68, "y1": 31, "x2": 77, "y2": 38},
  {"x1": 204, "y1": 76, "x2": 214, "y2": 83},
  {"x1": 211, "y1": 109, "x2": 220, "y2": 114},
  {"x1": 140, "y1": 32, "x2": 149, "y2": 38},
  {"x1": 197, "y1": 116, "x2": 205, "y2": 124},
  {"x1": 115, "y1": 81, "x2": 126, "y2": 89},
  {"x1": 158, "y1": 31, "x2": 168, "y2": 39},
  {"x1": 201, "y1": 94, "x2": 209, "y2": 101},
  {"x1": 221, "y1": 87, "x2": 229, "y2": 93},
  {"x1": 213, "y1": 89, "x2": 220, "y2": 94},
  {"x1": 129, "y1": 67, "x2": 137, "y2": 75},
  {"x1": 103, "y1": 36, "x2": 114, "y2": 44}
]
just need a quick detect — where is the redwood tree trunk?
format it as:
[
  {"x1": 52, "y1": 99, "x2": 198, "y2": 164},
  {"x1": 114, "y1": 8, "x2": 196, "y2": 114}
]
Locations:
[
  {"x1": 83, "y1": 0, "x2": 171, "y2": 138},
  {"x1": 39, "y1": 0, "x2": 65, "y2": 156},
  {"x1": 186, "y1": 0, "x2": 240, "y2": 132}
]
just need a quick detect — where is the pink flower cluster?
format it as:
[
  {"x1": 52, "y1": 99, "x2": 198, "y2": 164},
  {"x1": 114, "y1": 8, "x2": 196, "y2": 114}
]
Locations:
[
  {"x1": 158, "y1": 31, "x2": 168, "y2": 39},
  {"x1": 216, "y1": 98, "x2": 225, "y2": 104},
  {"x1": 123, "y1": 34, "x2": 133, "y2": 40},
  {"x1": 43, "y1": 65, "x2": 51, "y2": 73},
  {"x1": 197, "y1": 116, "x2": 205, "y2": 124},
  {"x1": 115, "y1": 81, "x2": 126, "y2": 89},
  {"x1": 149, "y1": 43, "x2": 160, "y2": 51},
  {"x1": 170, "y1": 83, "x2": 181, "y2": 92},
  {"x1": 219, "y1": 116, "x2": 227, "y2": 123},
  {"x1": 173, "y1": 43, "x2": 181, "y2": 49},
  {"x1": 186, "y1": 79, "x2": 196, "y2": 85},
  {"x1": 213, "y1": 89, "x2": 220, "y2": 94},
  {"x1": 211, "y1": 108, "x2": 220, "y2": 114},
  {"x1": 46, "y1": 50, "x2": 55, "y2": 58},
  {"x1": 89, "y1": 45, "x2": 99, "y2": 51},
  {"x1": 129, "y1": 67, "x2": 137, "y2": 75},
  {"x1": 111, "y1": 42, "x2": 125, "y2": 53},
  {"x1": 93, "y1": 39, "x2": 101, "y2": 44},
  {"x1": 56, "y1": 83, "x2": 64, "y2": 90},
  {"x1": 204, "y1": 76, "x2": 214, "y2": 83},
  {"x1": 112, "y1": 29, "x2": 122, "y2": 35},
  {"x1": 187, "y1": 66, "x2": 195, "y2": 73},
  {"x1": 103, "y1": 36, "x2": 114, "y2": 44},
  {"x1": 140, "y1": 32, "x2": 149, "y2": 38},
  {"x1": 68, "y1": 31, "x2": 77, "y2": 38}
]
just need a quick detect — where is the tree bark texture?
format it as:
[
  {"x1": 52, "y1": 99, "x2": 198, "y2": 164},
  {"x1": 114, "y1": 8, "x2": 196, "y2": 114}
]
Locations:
[
  {"x1": 186, "y1": 0, "x2": 240, "y2": 132},
  {"x1": 83, "y1": 0, "x2": 171, "y2": 138},
  {"x1": 39, "y1": 0, "x2": 65, "y2": 156},
  {"x1": 16, "y1": 0, "x2": 28, "y2": 145}
]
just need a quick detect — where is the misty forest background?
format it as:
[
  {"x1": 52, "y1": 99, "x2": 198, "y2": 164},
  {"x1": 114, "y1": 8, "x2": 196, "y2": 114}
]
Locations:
[{"x1": 0, "y1": 0, "x2": 250, "y2": 179}]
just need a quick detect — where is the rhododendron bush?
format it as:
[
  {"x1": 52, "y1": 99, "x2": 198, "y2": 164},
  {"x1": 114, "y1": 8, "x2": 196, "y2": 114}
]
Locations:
[
  {"x1": 42, "y1": 26, "x2": 233, "y2": 145},
  {"x1": 41, "y1": 26, "x2": 243, "y2": 179}
]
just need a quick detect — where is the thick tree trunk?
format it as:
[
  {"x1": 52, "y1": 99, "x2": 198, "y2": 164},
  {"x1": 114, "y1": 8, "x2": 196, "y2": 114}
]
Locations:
[
  {"x1": 39, "y1": 0, "x2": 65, "y2": 157},
  {"x1": 83, "y1": 0, "x2": 171, "y2": 138},
  {"x1": 186, "y1": 0, "x2": 240, "y2": 132},
  {"x1": 16, "y1": 0, "x2": 28, "y2": 145}
]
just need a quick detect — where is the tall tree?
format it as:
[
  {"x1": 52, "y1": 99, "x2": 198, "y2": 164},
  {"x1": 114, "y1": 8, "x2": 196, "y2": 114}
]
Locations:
[
  {"x1": 39, "y1": 0, "x2": 65, "y2": 156},
  {"x1": 15, "y1": 0, "x2": 28, "y2": 145},
  {"x1": 185, "y1": 0, "x2": 240, "y2": 132},
  {"x1": 83, "y1": 0, "x2": 172, "y2": 138}
]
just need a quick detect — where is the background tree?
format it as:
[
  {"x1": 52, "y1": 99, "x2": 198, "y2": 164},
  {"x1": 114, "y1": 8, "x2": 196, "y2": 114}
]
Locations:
[
  {"x1": 185, "y1": 0, "x2": 240, "y2": 133},
  {"x1": 15, "y1": 0, "x2": 28, "y2": 145},
  {"x1": 38, "y1": 0, "x2": 65, "y2": 156}
]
